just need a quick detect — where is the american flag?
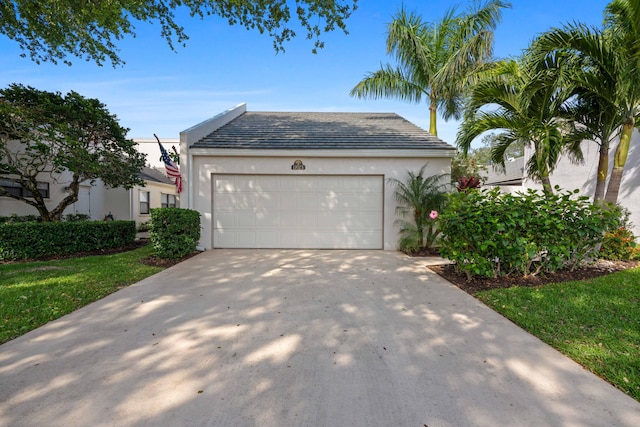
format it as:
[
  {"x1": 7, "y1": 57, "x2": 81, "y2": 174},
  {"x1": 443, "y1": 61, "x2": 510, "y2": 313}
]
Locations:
[{"x1": 155, "y1": 135, "x2": 182, "y2": 193}]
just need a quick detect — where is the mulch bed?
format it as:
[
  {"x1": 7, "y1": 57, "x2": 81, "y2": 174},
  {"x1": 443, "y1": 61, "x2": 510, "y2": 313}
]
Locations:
[
  {"x1": 139, "y1": 251, "x2": 200, "y2": 268},
  {"x1": 429, "y1": 259, "x2": 638, "y2": 295}
]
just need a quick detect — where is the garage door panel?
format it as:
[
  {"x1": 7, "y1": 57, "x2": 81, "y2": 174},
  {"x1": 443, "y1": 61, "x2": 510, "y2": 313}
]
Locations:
[
  {"x1": 278, "y1": 194, "x2": 298, "y2": 210},
  {"x1": 256, "y1": 212, "x2": 279, "y2": 227},
  {"x1": 300, "y1": 194, "x2": 320, "y2": 210},
  {"x1": 214, "y1": 177, "x2": 235, "y2": 193},
  {"x1": 280, "y1": 212, "x2": 298, "y2": 227},
  {"x1": 255, "y1": 195, "x2": 278, "y2": 210},
  {"x1": 257, "y1": 231, "x2": 278, "y2": 247},
  {"x1": 214, "y1": 230, "x2": 235, "y2": 247},
  {"x1": 215, "y1": 212, "x2": 236, "y2": 228},
  {"x1": 213, "y1": 175, "x2": 383, "y2": 249},
  {"x1": 236, "y1": 213, "x2": 256, "y2": 227},
  {"x1": 318, "y1": 177, "x2": 341, "y2": 190},
  {"x1": 298, "y1": 213, "x2": 318, "y2": 228},
  {"x1": 236, "y1": 231, "x2": 257, "y2": 247}
]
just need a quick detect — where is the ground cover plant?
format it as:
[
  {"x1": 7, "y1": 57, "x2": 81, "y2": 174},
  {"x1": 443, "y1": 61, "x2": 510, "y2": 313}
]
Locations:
[
  {"x1": 474, "y1": 269, "x2": 640, "y2": 402},
  {"x1": 0, "y1": 244, "x2": 163, "y2": 344}
]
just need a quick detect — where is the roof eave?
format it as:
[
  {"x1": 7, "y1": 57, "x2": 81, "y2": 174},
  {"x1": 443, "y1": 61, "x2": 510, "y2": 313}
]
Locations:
[{"x1": 188, "y1": 148, "x2": 456, "y2": 158}]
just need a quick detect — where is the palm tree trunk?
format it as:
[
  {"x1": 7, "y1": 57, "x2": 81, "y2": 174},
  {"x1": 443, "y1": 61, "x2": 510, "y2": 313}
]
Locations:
[
  {"x1": 604, "y1": 119, "x2": 634, "y2": 204},
  {"x1": 429, "y1": 96, "x2": 438, "y2": 136},
  {"x1": 540, "y1": 175, "x2": 553, "y2": 196},
  {"x1": 593, "y1": 141, "x2": 609, "y2": 202}
]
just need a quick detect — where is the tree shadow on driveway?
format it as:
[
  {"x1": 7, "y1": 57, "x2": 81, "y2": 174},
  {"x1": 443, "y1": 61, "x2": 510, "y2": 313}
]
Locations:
[{"x1": 1, "y1": 250, "x2": 638, "y2": 426}]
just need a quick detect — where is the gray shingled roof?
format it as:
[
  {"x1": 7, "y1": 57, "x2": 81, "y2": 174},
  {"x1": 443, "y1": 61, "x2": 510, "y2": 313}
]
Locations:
[
  {"x1": 138, "y1": 166, "x2": 174, "y2": 185},
  {"x1": 192, "y1": 112, "x2": 453, "y2": 150}
]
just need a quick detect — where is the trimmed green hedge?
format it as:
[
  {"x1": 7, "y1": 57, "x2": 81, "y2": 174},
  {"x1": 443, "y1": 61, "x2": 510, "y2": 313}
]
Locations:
[
  {"x1": 0, "y1": 220, "x2": 136, "y2": 260},
  {"x1": 150, "y1": 208, "x2": 201, "y2": 259}
]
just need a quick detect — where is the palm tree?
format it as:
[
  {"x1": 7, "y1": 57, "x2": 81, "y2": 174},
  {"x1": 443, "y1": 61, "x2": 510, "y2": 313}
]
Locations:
[
  {"x1": 388, "y1": 164, "x2": 448, "y2": 252},
  {"x1": 531, "y1": 0, "x2": 640, "y2": 204},
  {"x1": 457, "y1": 56, "x2": 583, "y2": 195},
  {"x1": 350, "y1": 0, "x2": 510, "y2": 137}
]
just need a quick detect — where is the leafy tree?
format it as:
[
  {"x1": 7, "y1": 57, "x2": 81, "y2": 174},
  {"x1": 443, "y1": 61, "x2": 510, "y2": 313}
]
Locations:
[
  {"x1": 452, "y1": 133, "x2": 523, "y2": 184},
  {"x1": 0, "y1": 0, "x2": 358, "y2": 66},
  {"x1": 457, "y1": 56, "x2": 583, "y2": 195},
  {"x1": 388, "y1": 164, "x2": 448, "y2": 253},
  {"x1": 450, "y1": 150, "x2": 487, "y2": 184},
  {"x1": 350, "y1": 0, "x2": 509, "y2": 136},
  {"x1": 0, "y1": 84, "x2": 146, "y2": 221},
  {"x1": 476, "y1": 132, "x2": 524, "y2": 164},
  {"x1": 531, "y1": 0, "x2": 640, "y2": 205}
]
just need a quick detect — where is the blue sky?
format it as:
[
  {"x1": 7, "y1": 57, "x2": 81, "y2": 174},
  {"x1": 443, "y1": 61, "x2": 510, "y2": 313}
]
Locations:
[{"x1": 0, "y1": 0, "x2": 608, "y2": 147}]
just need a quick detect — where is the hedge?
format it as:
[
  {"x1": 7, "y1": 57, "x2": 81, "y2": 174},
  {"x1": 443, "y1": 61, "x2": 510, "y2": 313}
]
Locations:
[
  {"x1": 438, "y1": 188, "x2": 619, "y2": 279},
  {"x1": 150, "y1": 208, "x2": 201, "y2": 259},
  {"x1": 0, "y1": 220, "x2": 136, "y2": 261}
]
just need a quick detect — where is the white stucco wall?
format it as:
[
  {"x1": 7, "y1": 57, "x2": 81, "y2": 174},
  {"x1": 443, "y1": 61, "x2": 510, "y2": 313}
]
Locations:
[
  {"x1": 134, "y1": 138, "x2": 180, "y2": 169},
  {"x1": 183, "y1": 152, "x2": 452, "y2": 250},
  {"x1": 0, "y1": 170, "x2": 109, "y2": 221},
  {"x1": 489, "y1": 131, "x2": 640, "y2": 236}
]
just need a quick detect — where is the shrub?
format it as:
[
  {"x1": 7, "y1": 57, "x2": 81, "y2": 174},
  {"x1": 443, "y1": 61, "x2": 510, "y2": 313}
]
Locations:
[
  {"x1": 456, "y1": 176, "x2": 482, "y2": 192},
  {"x1": 137, "y1": 221, "x2": 151, "y2": 232},
  {"x1": 600, "y1": 227, "x2": 638, "y2": 261},
  {"x1": 150, "y1": 208, "x2": 201, "y2": 259},
  {"x1": 64, "y1": 213, "x2": 91, "y2": 222},
  {"x1": 438, "y1": 188, "x2": 618, "y2": 279},
  {"x1": 0, "y1": 214, "x2": 40, "y2": 223},
  {"x1": 0, "y1": 220, "x2": 136, "y2": 260}
]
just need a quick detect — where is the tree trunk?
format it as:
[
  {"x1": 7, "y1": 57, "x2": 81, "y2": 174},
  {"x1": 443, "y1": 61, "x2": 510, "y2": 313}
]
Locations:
[
  {"x1": 604, "y1": 119, "x2": 634, "y2": 205},
  {"x1": 540, "y1": 175, "x2": 553, "y2": 196},
  {"x1": 429, "y1": 97, "x2": 438, "y2": 136},
  {"x1": 593, "y1": 140, "x2": 609, "y2": 202},
  {"x1": 49, "y1": 175, "x2": 81, "y2": 221},
  {"x1": 35, "y1": 205, "x2": 53, "y2": 222}
]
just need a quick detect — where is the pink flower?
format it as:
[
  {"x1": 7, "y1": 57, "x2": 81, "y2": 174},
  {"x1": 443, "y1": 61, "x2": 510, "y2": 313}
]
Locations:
[{"x1": 429, "y1": 210, "x2": 438, "y2": 220}]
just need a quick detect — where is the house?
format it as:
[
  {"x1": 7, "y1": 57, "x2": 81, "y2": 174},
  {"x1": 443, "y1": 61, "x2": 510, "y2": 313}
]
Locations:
[
  {"x1": 133, "y1": 138, "x2": 180, "y2": 169},
  {"x1": 484, "y1": 132, "x2": 640, "y2": 236},
  {"x1": 1, "y1": 158, "x2": 179, "y2": 225},
  {"x1": 104, "y1": 166, "x2": 178, "y2": 225},
  {"x1": 179, "y1": 103, "x2": 455, "y2": 250}
]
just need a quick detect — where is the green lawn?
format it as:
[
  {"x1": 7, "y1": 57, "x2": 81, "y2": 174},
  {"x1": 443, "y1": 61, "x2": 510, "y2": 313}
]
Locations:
[
  {"x1": 0, "y1": 245, "x2": 163, "y2": 344},
  {"x1": 477, "y1": 268, "x2": 640, "y2": 402}
]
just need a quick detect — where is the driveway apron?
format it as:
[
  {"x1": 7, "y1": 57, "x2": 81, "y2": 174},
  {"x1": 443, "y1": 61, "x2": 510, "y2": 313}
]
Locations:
[{"x1": 1, "y1": 250, "x2": 638, "y2": 426}]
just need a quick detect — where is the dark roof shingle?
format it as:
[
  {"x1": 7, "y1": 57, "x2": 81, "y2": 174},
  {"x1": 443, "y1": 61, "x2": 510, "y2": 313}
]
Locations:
[
  {"x1": 192, "y1": 112, "x2": 452, "y2": 150},
  {"x1": 138, "y1": 166, "x2": 174, "y2": 185}
]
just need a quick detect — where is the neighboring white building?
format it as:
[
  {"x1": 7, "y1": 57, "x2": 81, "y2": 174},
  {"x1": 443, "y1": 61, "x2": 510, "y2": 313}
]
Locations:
[
  {"x1": 104, "y1": 167, "x2": 179, "y2": 225},
  {"x1": 134, "y1": 138, "x2": 180, "y2": 169},
  {"x1": 179, "y1": 103, "x2": 455, "y2": 250},
  {"x1": 484, "y1": 131, "x2": 640, "y2": 236},
  {"x1": 1, "y1": 139, "x2": 179, "y2": 224}
]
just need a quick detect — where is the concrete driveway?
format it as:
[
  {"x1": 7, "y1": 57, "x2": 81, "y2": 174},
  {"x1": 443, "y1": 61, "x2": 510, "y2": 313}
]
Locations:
[{"x1": 0, "y1": 250, "x2": 638, "y2": 426}]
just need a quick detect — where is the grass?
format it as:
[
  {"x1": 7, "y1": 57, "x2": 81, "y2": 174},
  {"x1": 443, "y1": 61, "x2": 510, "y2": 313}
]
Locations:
[
  {"x1": 477, "y1": 267, "x2": 640, "y2": 402},
  {"x1": 0, "y1": 245, "x2": 163, "y2": 344}
]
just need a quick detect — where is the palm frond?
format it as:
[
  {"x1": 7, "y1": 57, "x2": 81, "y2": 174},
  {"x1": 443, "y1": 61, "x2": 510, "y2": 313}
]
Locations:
[{"x1": 350, "y1": 65, "x2": 426, "y2": 102}]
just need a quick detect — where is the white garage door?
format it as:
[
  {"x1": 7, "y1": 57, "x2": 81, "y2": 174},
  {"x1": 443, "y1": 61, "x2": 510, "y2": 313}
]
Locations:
[{"x1": 213, "y1": 174, "x2": 383, "y2": 249}]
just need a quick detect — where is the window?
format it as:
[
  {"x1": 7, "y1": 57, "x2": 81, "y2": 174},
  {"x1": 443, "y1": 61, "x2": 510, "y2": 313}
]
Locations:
[
  {"x1": 0, "y1": 179, "x2": 49, "y2": 199},
  {"x1": 161, "y1": 193, "x2": 176, "y2": 208},
  {"x1": 139, "y1": 191, "x2": 150, "y2": 214}
]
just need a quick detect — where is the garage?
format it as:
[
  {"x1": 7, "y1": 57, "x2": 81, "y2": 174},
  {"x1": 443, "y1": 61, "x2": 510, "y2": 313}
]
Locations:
[
  {"x1": 213, "y1": 174, "x2": 383, "y2": 249},
  {"x1": 180, "y1": 103, "x2": 455, "y2": 250}
]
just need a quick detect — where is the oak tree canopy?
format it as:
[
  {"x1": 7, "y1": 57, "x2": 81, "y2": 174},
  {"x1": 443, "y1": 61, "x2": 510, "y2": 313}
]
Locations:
[{"x1": 0, "y1": 0, "x2": 358, "y2": 66}]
